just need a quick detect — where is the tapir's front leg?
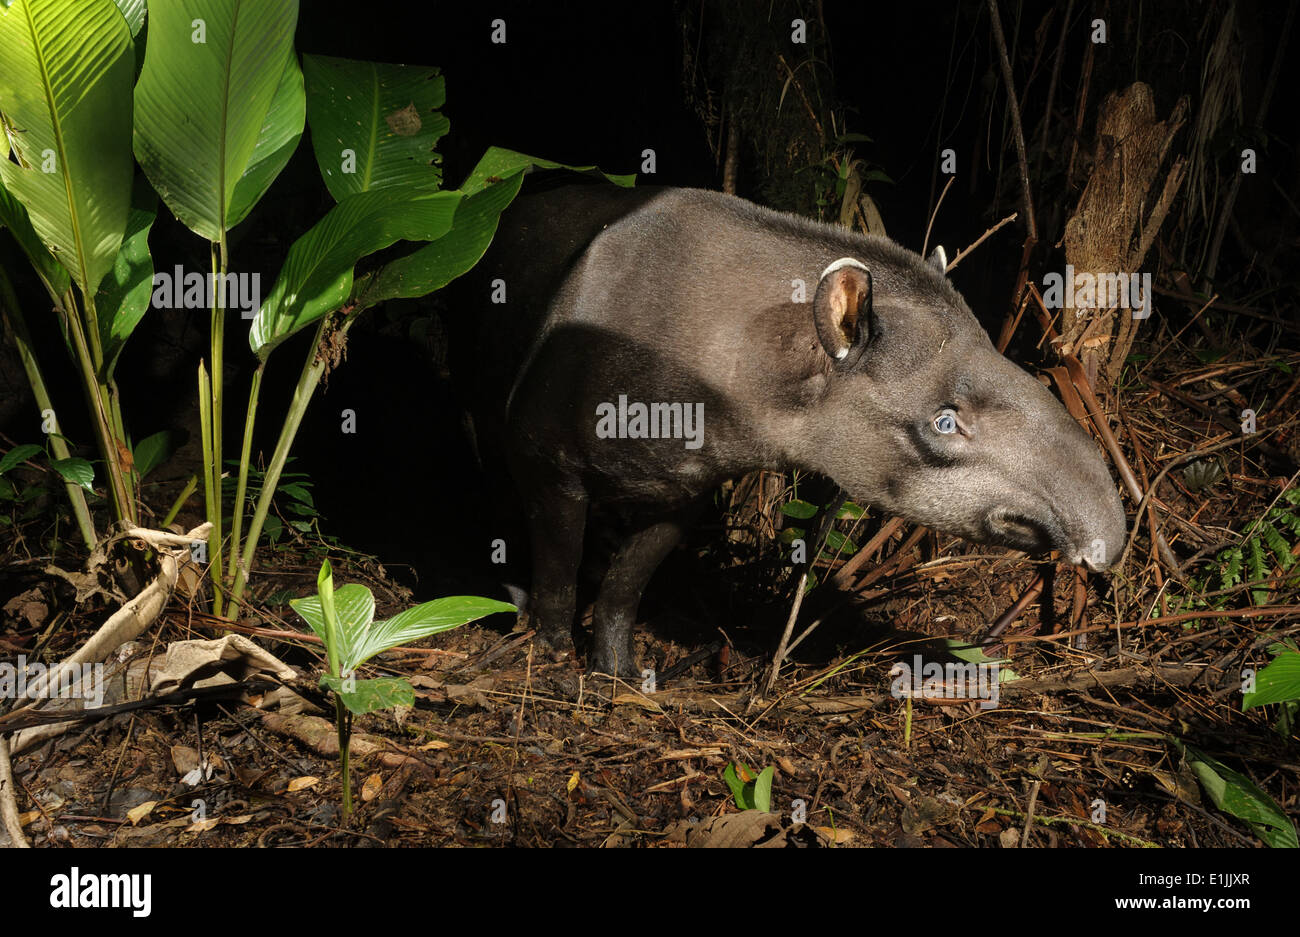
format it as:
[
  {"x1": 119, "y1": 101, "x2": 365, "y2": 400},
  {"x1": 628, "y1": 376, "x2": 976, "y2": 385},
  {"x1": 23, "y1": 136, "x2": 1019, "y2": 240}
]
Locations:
[
  {"x1": 590, "y1": 503, "x2": 701, "y2": 679},
  {"x1": 526, "y1": 486, "x2": 588, "y2": 655}
]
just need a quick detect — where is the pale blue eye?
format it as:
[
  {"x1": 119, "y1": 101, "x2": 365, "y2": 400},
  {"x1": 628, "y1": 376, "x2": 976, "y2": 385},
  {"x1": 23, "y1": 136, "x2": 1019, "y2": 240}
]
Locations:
[{"x1": 934, "y1": 409, "x2": 958, "y2": 434}]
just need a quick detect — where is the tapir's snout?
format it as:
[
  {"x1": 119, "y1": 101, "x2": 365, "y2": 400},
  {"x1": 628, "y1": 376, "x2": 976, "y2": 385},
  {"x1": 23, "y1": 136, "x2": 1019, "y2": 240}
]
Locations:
[
  {"x1": 982, "y1": 439, "x2": 1128, "y2": 572},
  {"x1": 1065, "y1": 479, "x2": 1128, "y2": 572},
  {"x1": 984, "y1": 485, "x2": 1127, "y2": 572}
]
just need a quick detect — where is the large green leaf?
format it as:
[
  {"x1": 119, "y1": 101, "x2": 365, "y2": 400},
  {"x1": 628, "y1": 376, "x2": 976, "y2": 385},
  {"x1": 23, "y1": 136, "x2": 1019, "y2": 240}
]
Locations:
[
  {"x1": 348, "y1": 595, "x2": 515, "y2": 669},
  {"x1": 358, "y1": 172, "x2": 524, "y2": 306},
  {"x1": 457, "y1": 146, "x2": 636, "y2": 196},
  {"x1": 248, "y1": 187, "x2": 461, "y2": 357},
  {"x1": 322, "y1": 675, "x2": 414, "y2": 715},
  {"x1": 0, "y1": 0, "x2": 134, "y2": 295},
  {"x1": 0, "y1": 172, "x2": 70, "y2": 294},
  {"x1": 93, "y1": 175, "x2": 155, "y2": 379},
  {"x1": 1243, "y1": 648, "x2": 1300, "y2": 710},
  {"x1": 1180, "y1": 742, "x2": 1298, "y2": 848},
  {"x1": 303, "y1": 54, "x2": 448, "y2": 202},
  {"x1": 357, "y1": 147, "x2": 634, "y2": 308},
  {"x1": 227, "y1": 44, "x2": 305, "y2": 229},
  {"x1": 132, "y1": 0, "x2": 298, "y2": 242},
  {"x1": 290, "y1": 582, "x2": 374, "y2": 665}
]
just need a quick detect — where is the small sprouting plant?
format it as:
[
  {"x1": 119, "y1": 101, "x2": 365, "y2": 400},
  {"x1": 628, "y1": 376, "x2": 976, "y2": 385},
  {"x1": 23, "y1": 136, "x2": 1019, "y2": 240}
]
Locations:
[
  {"x1": 291, "y1": 560, "x2": 514, "y2": 816},
  {"x1": 723, "y1": 761, "x2": 774, "y2": 813}
]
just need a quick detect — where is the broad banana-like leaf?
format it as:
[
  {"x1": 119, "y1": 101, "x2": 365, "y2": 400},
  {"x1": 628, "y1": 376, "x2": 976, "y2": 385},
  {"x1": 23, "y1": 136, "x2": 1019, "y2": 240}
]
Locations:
[
  {"x1": 0, "y1": 0, "x2": 133, "y2": 296},
  {"x1": 457, "y1": 146, "x2": 636, "y2": 195},
  {"x1": 360, "y1": 147, "x2": 635, "y2": 306},
  {"x1": 133, "y1": 0, "x2": 299, "y2": 242},
  {"x1": 303, "y1": 54, "x2": 448, "y2": 202},
  {"x1": 358, "y1": 173, "x2": 524, "y2": 306},
  {"x1": 111, "y1": 0, "x2": 144, "y2": 35},
  {"x1": 0, "y1": 172, "x2": 70, "y2": 295},
  {"x1": 93, "y1": 176, "x2": 155, "y2": 379},
  {"x1": 248, "y1": 187, "x2": 461, "y2": 357},
  {"x1": 228, "y1": 44, "x2": 306, "y2": 230}
]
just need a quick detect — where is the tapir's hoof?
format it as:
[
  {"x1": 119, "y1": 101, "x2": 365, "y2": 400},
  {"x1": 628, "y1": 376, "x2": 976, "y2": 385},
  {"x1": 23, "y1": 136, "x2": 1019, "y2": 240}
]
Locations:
[
  {"x1": 533, "y1": 626, "x2": 576, "y2": 664},
  {"x1": 587, "y1": 651, "x2": 642, "y2": 682}
]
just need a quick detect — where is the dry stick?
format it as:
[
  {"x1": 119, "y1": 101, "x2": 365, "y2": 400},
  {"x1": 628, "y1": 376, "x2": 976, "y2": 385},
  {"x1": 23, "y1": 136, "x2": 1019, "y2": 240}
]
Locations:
[
  {"x1": 1266, "y1": 370, "x2": 1300, "y2": 423},
  {"x1": 984, "y1": 572, "x2": 1046, "y2": 642},
  {"x1": 764, "y1": 492, "x2": 846, "y2": 696},
  {"x1": 826, "y1": 516, "x2": 905, "y2": 592},
  {"x1": 1064, "y1": 20, "x2": 1094, "y2": 182},
  {"x1": 1000, "y1": 604, "x2": 1300, "y2": 644},
  {"x1": 946, "y1": 212, "x2": 1018, "y2": 273},
  {"x1": 987, "y1": 0, "x2": 1039, "y2": 353},
  {"x1": 785, "y1": 526, "x2": 929, "y2": 661},
  {"x1": 922, "y1": 175, "x2": 955, "y2": 260},
  {"x1": 1117, "y1": 432, "x2": 1294, "y2": 574},
  {"x1": 1020, "y1": 779, "x2": 1041, "y2": 847},
  {"x1": 1028, "y1": 287, "x2": 1181, "y2": 573},
  {"x1": 1033, "y1": 0, "x2": 1075, "y2": 190},
  {"x1": 1068, "y1": 358, "x2": 1183, "y2": 575},
  {"x1": 1136, "y1": 293, "x2": 1219, "y2": 378},
  {"x1": 0, "y1": 736, "x2": 28, "y2": 848},
  {"x1": 986, "y1": 0, "x2": 1037, "y2": 243}
]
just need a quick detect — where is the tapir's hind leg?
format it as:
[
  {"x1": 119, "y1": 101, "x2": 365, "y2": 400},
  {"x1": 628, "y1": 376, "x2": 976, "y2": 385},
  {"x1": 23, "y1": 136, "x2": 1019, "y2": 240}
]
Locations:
[
  {"x1": 589, "y1": 504, "x2": 702, "y2": 679},
  {"x1": 526, "y1": 487, "x2": 588, "y2": 656}
]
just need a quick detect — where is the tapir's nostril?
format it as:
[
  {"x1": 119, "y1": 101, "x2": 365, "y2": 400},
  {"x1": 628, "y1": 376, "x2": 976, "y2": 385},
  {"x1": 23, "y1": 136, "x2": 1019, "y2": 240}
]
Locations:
[{"x1": 985, "y1": 510, "x2": 1057, "y2": 554}]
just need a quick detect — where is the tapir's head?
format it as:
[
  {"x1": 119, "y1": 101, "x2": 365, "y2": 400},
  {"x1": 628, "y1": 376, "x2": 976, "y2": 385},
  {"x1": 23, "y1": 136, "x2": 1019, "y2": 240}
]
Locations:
[{"x1": 798, "y1": 247, "x2": 1127, "y2": 571}]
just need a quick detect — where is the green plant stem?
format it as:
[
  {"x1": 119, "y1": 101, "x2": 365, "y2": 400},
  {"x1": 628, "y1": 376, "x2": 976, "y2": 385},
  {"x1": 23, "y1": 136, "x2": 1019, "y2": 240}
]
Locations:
[
  {"x1": 62, "y1": 289, "x2": 134, "y2": 524},
  {"x1": 206, "y1": 239, "x2": 227, "y2": 614},
  {"x1": 197, "y1": 361, "x2": 222, "y2": 616},
  {"x1": 0, "y1": 268, "x2": 96, "y2": 548},
  {"x1": 79, "y1": 289, "x2": 134, "y2": 519},
  {"x1": 336, "y1": 696, "x2": 352, "y2": 817},
  {"x1": 227, "y1": 364, "x2": 264, "y2": 590},
  {"x1": 161, "y1": 474, "x2": 198, "y2": 528},
  {"x1": 231, "y1": 314, "x2": 351, "y2": 609}
]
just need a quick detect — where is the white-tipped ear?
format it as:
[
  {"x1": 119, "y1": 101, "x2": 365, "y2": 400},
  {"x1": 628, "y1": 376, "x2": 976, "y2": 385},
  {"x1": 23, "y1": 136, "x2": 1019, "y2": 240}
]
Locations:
[
  {"x1": 927, "y1": 245, "x2": 947, "y2": 275},
  {"x1": 814, "y1": 259, "x2": 872, "y2": 368},
  {"x1": 821, "y1": 256, "x2": 871, "y2": 280}
]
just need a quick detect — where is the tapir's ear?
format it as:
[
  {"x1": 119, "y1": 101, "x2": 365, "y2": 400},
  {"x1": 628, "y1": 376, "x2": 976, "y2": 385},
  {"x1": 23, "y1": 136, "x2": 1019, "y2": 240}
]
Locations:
[
  {"x1": 927, "y1": 245, "x2": 947, "y2": 275},
  {"x1": 813, "y1": 258, "x2": 872, "y2": 368}
]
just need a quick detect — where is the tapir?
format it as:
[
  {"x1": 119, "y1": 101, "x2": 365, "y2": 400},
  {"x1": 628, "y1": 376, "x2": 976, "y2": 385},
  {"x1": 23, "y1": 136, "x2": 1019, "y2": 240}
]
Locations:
[{"x1": 454, "y1": 181, "x2": 1127, "y2": 677}]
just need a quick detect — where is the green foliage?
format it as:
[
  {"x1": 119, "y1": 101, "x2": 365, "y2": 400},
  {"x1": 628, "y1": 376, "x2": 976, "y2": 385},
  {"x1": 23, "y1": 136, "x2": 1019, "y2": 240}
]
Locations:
[
  {"x1": 1177, "y1": 741, "x2": 1298, "y2": 848},
  {"x1": 0, "y1": 440, "x2": 94, "y2": 548},
  {"x1": 1, "y1": 441, "x2": 93, "y2": 493},
  {"x1": 292, "y1": 560, "x2": 514, "y2": 814},
  {"x1": 723, "y1": 762, "x2": 774, "y2": 813},
  {"x1": 780, "y1": 497, "x2": 863, "y2": 563},
  {"x1": 1243, "y1": 642, "x2": 1300, "y2": 737},
  {"x1": 0, "y1": 0, "x2": 134, "y2": 296},
  {"x1": 224, "y1": 459, "x2": 318, "y2": 545},
  {"x1": 132, "y1": 0, "x2": 303, "y2": 240},
  {"x1": 1181, "y1": 490, "x2": 1300, "y2": 619},
  {"x1": 303, "y1": 54, "x2": 448, "y2": 201}
]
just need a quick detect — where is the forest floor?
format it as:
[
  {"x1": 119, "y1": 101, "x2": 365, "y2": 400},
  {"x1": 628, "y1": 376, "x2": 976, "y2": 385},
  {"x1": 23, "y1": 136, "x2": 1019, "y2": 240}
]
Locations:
[{"x1": 2, "y1": 346, "x2": 1298, "y2": 849}]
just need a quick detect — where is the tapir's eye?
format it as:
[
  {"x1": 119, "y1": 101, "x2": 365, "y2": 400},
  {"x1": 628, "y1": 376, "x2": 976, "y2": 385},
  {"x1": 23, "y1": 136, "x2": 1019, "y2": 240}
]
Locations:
[{"x1": 933, "y1": 408, "x2": 959, "y2": 435}]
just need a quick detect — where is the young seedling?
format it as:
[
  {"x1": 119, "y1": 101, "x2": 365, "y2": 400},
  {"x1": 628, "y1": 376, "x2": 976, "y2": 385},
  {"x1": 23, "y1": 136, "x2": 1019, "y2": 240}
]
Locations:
[
  {"x1": 723, "y1": 761, "x2": 775, "y2": 814},
  {"x1": 291, "y1": 560, "x2": 514, "y2": 816}
]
